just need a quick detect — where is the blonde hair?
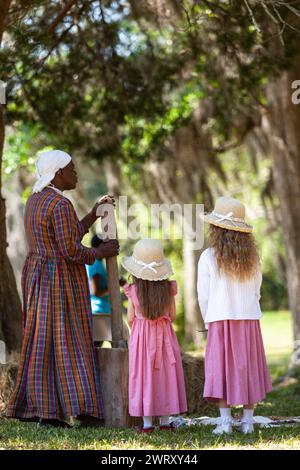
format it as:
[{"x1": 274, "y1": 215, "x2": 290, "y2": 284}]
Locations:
[
  {"x1": 132, "y1": 276, "x2": 173, "y2": 320},
  {"x1": 208, "y1": 224, "x2": 260, "y2": 281}
]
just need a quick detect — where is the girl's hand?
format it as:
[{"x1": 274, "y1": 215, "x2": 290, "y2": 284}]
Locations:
[{"x1": 91, "y1": 195, "x2": 116, "y2": 219}]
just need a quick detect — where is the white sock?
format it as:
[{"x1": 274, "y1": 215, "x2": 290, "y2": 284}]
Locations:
[
  {"x1": 219, "y1": 407, "x2": 231, "y2": 423},
  {"x1": 159, "y1": 416, "x2": 170, "y2": 426},
  {"x1": 143, "y1": 416, "x2": 153, "y2": 429},
  {"x1": 220, "y1": 408, "x2": 231, "y2": 418},
  {"x1": 243, "y1": 409, "x2": 254, "y2": 422}
]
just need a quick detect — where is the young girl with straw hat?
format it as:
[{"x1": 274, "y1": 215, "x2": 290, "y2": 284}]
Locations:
[
  {"x1": 122, "y1": 239, "x2": 187, "y2": 432},
  {"x1": 197, "y1": 196, "x2": 272, "y2": 435}
]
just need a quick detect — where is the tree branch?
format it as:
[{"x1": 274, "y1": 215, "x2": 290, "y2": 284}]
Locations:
[
  {"x1": 243, "y1": 0, "x2": 262, "y2": 33},
  {"x1": 40, "y1": 2, "x2": 89, "y2": 68},
  {"x1": 47, "y1": 0, "x2": 78, "y2": 35}
]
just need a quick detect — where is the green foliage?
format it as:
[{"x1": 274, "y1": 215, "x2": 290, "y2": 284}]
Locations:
[
  {"x1": 261, "y1": 273, "x2": 288, "y2": 312},
  {"x1": 3, "y1": 124, "x2": 39, "y2": 177},
  {"x1": 2, "y1": 0, "x2": 297, "y2": 164},
  {"x1": 122, "y1": 84, "x2": 204, "y2": 160},
  {"x1": 3, "y1": 122, "x2": 56, "y2": 202}
]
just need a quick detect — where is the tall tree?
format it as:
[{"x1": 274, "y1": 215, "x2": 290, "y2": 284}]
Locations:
[
  {"x1": 264, "y1": 53, "x2": 300, "y2": 365},
  {"x1": 241, "y1": 4, "x2": 300, "y2": 364},
  {"x1": 0, "y1": 0, "x2": 22, "y2": 357}
]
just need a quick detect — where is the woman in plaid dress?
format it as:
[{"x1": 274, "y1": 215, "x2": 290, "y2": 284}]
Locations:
[{"x1": 7, "y1": 150, "x2": 119, "y2": 427}]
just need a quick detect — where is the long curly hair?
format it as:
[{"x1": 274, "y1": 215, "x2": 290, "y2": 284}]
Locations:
[
  {"x1": 208, "y1": 224, "x2": 260, "y2": 281},
  {"x1": 132, "y1": 276, "x2": 173, "y2": 320}
]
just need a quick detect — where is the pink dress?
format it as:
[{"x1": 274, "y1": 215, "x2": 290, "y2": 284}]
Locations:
[
  {"x1": 204, "y1": 320, "x2": 272, "y2": 406},
  {"x1": 124, "y1": 281, "x2": 187, "y2": 417}
]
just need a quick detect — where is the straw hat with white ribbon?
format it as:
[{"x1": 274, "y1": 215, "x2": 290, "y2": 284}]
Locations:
[
  {"x1": 121, "y1": 239, "x2": 173, "y2": 281},
  {"x1": 203, "y1": 196, "x2": 253, "y2": 233}
]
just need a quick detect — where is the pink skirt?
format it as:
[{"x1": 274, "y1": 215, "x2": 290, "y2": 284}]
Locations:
[
  {"x1": 129, "y1": 316, "x2": 187, "y2": 417},
  {"x1": 204, "y1": 320, "x2": 272, "y2": 406}
]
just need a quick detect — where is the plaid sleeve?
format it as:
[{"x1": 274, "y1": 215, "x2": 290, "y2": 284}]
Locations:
[
  {"x1": 52, "y1": 201, "x2": 95, "y2": 265},
  {"x1": 77, "y1": 220, "x2": 87, "y2": 240}
]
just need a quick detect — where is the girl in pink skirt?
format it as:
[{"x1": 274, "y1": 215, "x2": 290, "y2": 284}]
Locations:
[
  {"x1": 122, "y1": 239, "x2": 187, "y2": 432},
  {"x1": 197, "y1": 196, "x2": 272, "y2": 435}
]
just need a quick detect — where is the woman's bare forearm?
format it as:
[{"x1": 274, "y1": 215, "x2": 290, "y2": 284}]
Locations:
[{"x1": 80, "y1": 211, "x2": 97, "y2": 232}]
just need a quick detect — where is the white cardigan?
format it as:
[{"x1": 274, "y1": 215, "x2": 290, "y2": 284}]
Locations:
[{"x1": 197, "y1": 248, "x2": 262, "y2": 324}]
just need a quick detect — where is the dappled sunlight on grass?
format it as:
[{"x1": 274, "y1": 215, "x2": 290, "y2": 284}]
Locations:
[{"x1": 0, "y1": 418, "x2": 300, "y2": 450}]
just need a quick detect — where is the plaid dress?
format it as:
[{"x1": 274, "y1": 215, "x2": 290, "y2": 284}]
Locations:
[{"x1": 7, "y1": 187, "x2": 104, "y2": 420}]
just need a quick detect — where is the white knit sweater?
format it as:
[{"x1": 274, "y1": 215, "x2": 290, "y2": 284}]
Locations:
[{"x1": 197, "y1": 247, "x2": 262, "y2": 324}]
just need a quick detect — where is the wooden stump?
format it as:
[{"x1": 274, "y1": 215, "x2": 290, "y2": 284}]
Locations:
[
  {"x1": 181, "y1": 352, "x2": 213, "y2": 414},
  {"x1": 97, "y1": 348, "x2": 137, "y2": 428}
]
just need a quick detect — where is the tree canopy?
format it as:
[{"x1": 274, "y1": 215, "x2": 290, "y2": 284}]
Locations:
[{"x1": 2, "y1": 0, "x2": 298, "y2": 164}]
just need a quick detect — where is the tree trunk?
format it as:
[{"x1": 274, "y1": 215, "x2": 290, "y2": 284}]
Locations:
[
  {"x1": 264, "y1": 55, "x2": 300, "y2": 366},
  {"x1": 183, "y1": 231, "x2": 205, "y2": 348},
  {"x1": 104, "y1": 159, "x2": 122, "y2": 198},
  {"x1": 0, "y1": 1, "x2": 22, "y2": 358},
  {"x1": 5, "y1": 170, "x2": 27, "y2": 296}
]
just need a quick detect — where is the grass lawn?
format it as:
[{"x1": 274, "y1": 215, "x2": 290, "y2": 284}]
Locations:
[
  {"x1": 260, "y1": 310, "x2": 293, "y2": 380},
  {"x1": 0, "y1": 311, "x2": 299, "y2": 450}
]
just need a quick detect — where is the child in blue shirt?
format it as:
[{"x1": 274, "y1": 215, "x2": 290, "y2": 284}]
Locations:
[{"x1": 86, "y1": 235, "x2": 111, "y2": 314}]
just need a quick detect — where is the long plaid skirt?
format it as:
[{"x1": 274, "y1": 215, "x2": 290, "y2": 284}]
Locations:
[
  {"x1": 7, "y1": 255, "x2": 104, "y2": 420},
  {"x1": 7, "y1": 189, "x2": 104, "y2": 420}
]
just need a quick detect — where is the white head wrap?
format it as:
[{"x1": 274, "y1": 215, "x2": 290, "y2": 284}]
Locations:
[{"x1": 32, "y1": 150, "x2": 72, "y2": 193}]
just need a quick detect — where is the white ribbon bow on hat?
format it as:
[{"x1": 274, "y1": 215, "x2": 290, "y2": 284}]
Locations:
[
  {"x1": 212, "y1": 211, "x2": 245, "y2": 227},
  {"x1": 133, "y1": 257, "x2": 163, "y2": 274}
]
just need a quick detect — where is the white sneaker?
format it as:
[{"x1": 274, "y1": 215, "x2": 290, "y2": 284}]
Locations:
[
  {"x1": 241, "y1": 421, "x2": 254, "y2": 434},
  {"x1": 212, "y1": 419, "x2": 232, "y2": 435}
]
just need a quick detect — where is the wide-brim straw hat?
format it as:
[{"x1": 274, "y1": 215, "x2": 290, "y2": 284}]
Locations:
[
  {"x1": 203, "y1": 196, "x2": 253, "y2": 233},
  {"x1": 121, "y1": 239, "x2": 173, "y2": 281}
]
